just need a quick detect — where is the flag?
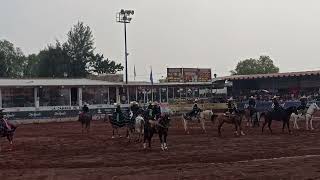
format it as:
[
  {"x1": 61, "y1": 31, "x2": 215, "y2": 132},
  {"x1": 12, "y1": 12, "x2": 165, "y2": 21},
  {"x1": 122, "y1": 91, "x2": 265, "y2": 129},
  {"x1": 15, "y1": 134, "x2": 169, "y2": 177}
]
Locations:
[
  {"x1": 134, "y1": 65, "x2": 136, "y2": 81},
  {"x1": 150, "y1": 67, "x2": 154, "y2": 85}
]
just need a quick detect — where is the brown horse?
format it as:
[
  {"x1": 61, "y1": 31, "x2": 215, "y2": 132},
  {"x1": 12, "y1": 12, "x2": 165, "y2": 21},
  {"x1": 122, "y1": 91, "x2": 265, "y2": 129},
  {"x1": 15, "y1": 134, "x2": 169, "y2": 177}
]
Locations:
[
  {"x1": 211, "y1": 113, "x2": 245, "y2": 137},
  {"x1": 78, "y1": 113, "x2": 92, "y2": 133},
  {"x1": 0, "y1": 120, "x2": 17, "y2": 151}
]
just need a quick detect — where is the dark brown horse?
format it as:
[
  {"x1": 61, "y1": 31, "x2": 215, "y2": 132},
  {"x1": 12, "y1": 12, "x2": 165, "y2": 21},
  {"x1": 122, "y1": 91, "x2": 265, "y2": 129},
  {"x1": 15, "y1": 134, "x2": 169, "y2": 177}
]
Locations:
[
  {"x1": 261, "y1": 106, "x2": 298, "y2": 134},
  {"x1": 78, "y1": 113, "x2": 92, "y2": 133}
]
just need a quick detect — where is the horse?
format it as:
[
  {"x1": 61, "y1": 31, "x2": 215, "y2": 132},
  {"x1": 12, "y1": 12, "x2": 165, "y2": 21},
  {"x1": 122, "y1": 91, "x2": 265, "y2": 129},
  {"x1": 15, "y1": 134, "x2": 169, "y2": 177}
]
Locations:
[
  {"x1": 292, "y1": 103, "x2": 320, "y2": 130},
  {"x1": 78, "y1": 112, "x2": 92, "y2": 133},
  {"x1": 105, "y1": 113, "x2": 130, "y2": 139},
  {"x1": 211, "y1": 113, "x2": 245, "y2": 137},
  {"x1": 242, "y1": 107, "x2": 259, "y2": 127},
  {"x1": 143, "y1": 115, "x2": 171, "y2": 151},
  {"x1": 182, "y1": 110, "x2": 213, "y2": 134},
  {"x1": 261, "y1": 106, "x2": 298, "y2": 134},
  {"x1": 127, "y1": 113, "x2": 145, "y2": 142},
  {"x1": 0, "y1": 119, "x2": 17, "y2": 151}
]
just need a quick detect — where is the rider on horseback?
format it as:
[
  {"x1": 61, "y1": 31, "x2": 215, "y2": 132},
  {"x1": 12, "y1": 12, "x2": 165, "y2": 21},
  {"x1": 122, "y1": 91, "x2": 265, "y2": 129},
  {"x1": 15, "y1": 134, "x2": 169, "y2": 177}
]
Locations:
[
  {"x1": 0, "y1": 109, "x2": 15, "y2": 135},
  {"x1": 272, "y1": 96, "x2": 283, "y2": 113},
  {"x1": 248, "y1": 96, "x2": 256, "y2": 116},
  {"x1": 227, "y1": 97, "x2": 238, "y2": 114},
  {"x1": 82, "y1": 104, "x2": 89, "y2": 114},
  {"x1": 130, "y1": 101, "x2": 140, "y2": 119},
  {"x1": 187, "y1": 99, "x2": 201, "y2": 118},
  {"x1": 297, "y1": 96, "x2": 308, "y2": 114}
]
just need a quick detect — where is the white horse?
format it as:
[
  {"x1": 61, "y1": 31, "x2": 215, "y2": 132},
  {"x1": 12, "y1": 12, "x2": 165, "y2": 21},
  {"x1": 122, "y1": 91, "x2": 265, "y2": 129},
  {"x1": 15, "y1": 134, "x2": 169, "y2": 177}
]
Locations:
[
  {"x1": 291, "y1": 103, "x2": 320, "y2": 130},
  {"x1": 182, "y1": 110, "x2": 213, "y2": 134},
  {"x1": 127, "y1": 112, "x2": 145, "y2": 142}
]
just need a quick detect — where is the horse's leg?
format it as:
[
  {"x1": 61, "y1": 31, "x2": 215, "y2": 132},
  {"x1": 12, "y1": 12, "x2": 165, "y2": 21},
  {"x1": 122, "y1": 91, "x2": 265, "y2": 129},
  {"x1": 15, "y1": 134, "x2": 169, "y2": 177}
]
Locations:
[
  {"x1": 238, "y1": 120, "x2": 245, "y2": 136},
  {"x1": 282, "y1": 121, "x2": 286, "y2": 133},
  {"x1": 112, "y1": 128, "x2": 115, "y2": 139},
  {"x1": 7, "y1": 135, "x2": 13, "y2": 150},
  {"x1": 306, "y1": 115, "x2": 310, "y2": 130},
  {"x1": 292, "y1": 116, "x2": 297, "y2": 129},
  {"x1": 262, "y1": 116, "x2": 267, "y2": 133},
  {"x1": 268, "y1": 120, "x2": 273, "y2": 134},
  {"x1": 143, "y1": 128, "x2": 148, "y2": 149},
  {"x1": 233, "y1": 122, "x2": 239, "y2": 136},
  {"x1": 164, "y1": 130, "x2": 168, "y2": 150},
  {"x1": 286, "y1": 120, "x2": 291, "y2": 134},
  {"x1": 218, "y1": 121, "x2": 224, "y2": 137},
  {"x1": 148, "y1": 128, "x2": 154, "y2": 149},
  {"x1": 183, "y1": 118, "x2": 189, "y2": 134},
  {"x1": 201, "y1": 118, "x2": 206, "y2": 133},
  {"x1": 159, "y1": 131, "x2": 164, "y2": 151},
  {"x1": 310, "y1": 116, "x2": 315, "y2": 130}
]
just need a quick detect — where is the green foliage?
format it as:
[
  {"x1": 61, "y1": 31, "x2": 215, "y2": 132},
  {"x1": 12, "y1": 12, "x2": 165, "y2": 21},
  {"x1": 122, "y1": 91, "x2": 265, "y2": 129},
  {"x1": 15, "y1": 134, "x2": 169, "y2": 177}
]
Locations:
[
  {"x1": 1, "y1": 21, "x2": 123, "y2": 78},
  {"x1": 24, "y1": 54, "x2": 40, "y2": 77},
  {"x1": 91, "y1": 54, "x2": 124, "y2": 74},
  {"x1": 63, "y1": 22, "x2": 95, "y2": 77},
  {"x1": 231, "y1": 56, "x2": 279, "y2": 75},
  {"x1": 0, "y1": 40, "x2": 26, "y2": 77},
  {"x1": 37, "y1": 41, "x2": 70, "y2": 78}
]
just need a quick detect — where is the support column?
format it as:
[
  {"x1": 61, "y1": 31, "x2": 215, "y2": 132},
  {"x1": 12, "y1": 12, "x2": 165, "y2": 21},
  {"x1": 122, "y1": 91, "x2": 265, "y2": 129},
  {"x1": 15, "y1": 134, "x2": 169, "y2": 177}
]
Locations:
[
  {"x1": 173, "y1": 87, "x2": 175, "y2": 99},
  {"x1": 34, "y1": 87, "x2": 39, "y2": 109},
  {"x1": 166, "y1": 86, "x2": 169, "y2": 103},
  {"x1": 107, "y1": 87, "x2": 110, "y2": 105},
  {"x1": 159, "y1": 87, "x2": 162, "y2": 103},
  {"x1": 0, "y1": 88, "x2": 2, "y2": 108},
  {"x1": 116, "y1": 87, "x2": 120, "y2": 103},
  {"x1": 151, "y1": 88, "x2": 154, "y2": 102},
  {"x1": 78, "y1": 87, "x2": 83, "y2": 107},
  {"x1": 127, "y1": 87, "x2": 130, "y2": 104},
  {"x1": 69, "y1": 88, "x2": 72, "y2": 106},
  {"x1": 135, "y1": 87, "x2": 138, "y2": 102}
]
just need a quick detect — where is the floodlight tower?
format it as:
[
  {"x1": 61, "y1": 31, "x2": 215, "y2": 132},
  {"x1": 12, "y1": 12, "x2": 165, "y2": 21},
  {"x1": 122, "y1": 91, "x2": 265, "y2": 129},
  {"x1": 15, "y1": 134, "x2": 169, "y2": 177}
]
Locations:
[{"x1": 117, "y1": 9, "x2": 134, "y2": 84}]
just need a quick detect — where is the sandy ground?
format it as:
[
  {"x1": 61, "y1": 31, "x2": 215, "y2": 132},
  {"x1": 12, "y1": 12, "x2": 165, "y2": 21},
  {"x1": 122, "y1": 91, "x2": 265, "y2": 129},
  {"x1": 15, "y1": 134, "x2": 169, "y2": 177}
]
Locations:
[{"x1": 1, "y1": 118, "x2": 320, "y2": 180}]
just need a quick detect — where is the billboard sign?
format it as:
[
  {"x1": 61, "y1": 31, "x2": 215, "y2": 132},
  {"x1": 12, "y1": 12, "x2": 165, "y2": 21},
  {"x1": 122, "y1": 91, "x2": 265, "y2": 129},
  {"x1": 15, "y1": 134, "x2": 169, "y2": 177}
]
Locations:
[{"x1": 167, "y1": 68, "x2": 183, "y2": 82}]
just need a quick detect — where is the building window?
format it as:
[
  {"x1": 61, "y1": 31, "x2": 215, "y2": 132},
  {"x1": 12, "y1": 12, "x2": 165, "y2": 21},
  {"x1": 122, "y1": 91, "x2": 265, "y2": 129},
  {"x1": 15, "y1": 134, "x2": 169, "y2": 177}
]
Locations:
[
  {"x1": 39, "y1": 87, "x2": 70, "y2": 106},
  {"x1": 82, "y1": 87, "x2": 108, "y2": 105},
  {"x1": 2, "y1": 88, "x2": 35, "y2": 108}
]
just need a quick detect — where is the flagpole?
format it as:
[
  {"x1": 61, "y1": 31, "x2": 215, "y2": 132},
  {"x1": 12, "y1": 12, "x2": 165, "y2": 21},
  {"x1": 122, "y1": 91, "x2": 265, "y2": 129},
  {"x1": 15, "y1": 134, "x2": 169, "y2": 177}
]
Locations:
[{"x1": 150, "y1": 66, "x2": 154, "y2": 102}]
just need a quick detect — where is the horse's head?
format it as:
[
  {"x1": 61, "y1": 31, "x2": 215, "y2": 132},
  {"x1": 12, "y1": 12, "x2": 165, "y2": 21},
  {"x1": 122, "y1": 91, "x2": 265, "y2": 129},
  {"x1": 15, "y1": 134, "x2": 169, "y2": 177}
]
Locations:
[{"x1": 310, "y1": 102, "x2": 320, "y2": 111}]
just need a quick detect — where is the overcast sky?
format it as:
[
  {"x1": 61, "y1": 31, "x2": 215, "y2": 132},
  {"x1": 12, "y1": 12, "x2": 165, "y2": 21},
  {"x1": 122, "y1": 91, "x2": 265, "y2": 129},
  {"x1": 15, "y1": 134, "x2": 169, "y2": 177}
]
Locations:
[{"x1": 1, "y1": 0, "x2": 320, "y2": 81}]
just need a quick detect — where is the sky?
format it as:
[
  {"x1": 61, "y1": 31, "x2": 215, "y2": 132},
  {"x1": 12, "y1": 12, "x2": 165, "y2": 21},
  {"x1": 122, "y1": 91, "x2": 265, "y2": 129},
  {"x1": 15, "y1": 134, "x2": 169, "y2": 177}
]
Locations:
[{"x1": 1, "y1": 0, "x2": 320, "y2": 81}]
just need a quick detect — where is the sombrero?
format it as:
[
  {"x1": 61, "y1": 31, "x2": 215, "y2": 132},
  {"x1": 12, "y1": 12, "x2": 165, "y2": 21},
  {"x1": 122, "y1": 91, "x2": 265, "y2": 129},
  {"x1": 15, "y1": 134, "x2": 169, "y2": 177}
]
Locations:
[{"x1": 228, "y1": 97, "x2": 234, "y2": 101}]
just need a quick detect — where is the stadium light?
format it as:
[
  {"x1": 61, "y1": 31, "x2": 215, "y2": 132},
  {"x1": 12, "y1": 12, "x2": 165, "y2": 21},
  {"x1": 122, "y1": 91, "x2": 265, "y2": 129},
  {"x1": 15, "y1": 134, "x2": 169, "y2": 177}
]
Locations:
[{"x1": 117, "y1": 9, "x2": 134, "y2": 84}]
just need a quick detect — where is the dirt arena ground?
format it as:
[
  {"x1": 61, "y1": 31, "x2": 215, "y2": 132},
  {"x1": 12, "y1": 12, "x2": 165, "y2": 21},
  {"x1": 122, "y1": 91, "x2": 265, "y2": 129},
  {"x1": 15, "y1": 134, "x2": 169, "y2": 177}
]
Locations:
[{"x1": 1, "y1": 118, "x2": 320, "y2": 180}]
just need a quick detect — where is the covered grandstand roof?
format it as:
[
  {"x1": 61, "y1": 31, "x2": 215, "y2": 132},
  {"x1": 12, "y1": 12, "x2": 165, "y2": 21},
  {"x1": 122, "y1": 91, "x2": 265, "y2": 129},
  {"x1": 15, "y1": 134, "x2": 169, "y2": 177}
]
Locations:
[
  {"x1": 221, "y1": 70, "x2": 320, "y2": 81},
  {"x1": 0, "y1": 78, "x2": 213, "y2": 87},
  {"x1": 0, "y1": 78, "x2": 122, "y2": 87}
]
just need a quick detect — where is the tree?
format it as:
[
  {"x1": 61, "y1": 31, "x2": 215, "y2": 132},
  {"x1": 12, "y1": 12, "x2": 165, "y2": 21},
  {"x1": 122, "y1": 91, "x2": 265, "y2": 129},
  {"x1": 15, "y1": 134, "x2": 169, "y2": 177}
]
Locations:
[
  {"x1": 231, "y1": 56, "x2": 279, "y2": 75},
  {"x1": 63, "y1": 21, "x2": 95, "y2": 77},
  {"x1": 91, "y1": 54, "x2": 124, "y2": 75},
  {"x1": 24, "y1": 54, "x2": 40, "y2": 77},
  {"x1": 37, "y1": 42, "x2": 70, "y2": 78},
  {"x1": 0, "y1": 40, "x2": 26, "y2": 77}
]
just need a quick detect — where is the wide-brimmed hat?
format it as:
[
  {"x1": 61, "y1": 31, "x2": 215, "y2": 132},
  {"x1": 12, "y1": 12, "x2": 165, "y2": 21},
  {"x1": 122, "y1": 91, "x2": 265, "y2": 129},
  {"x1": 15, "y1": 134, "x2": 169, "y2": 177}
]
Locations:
[
  {"x1": 227, "y1": 97, "x2": 234, "y2": 101},
  {"x1": 300, "y1": 95, "x2": 307, "y2": 99},
  {"x1": 272, "y1": 96, "x2": 279, "y2": 99}
]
